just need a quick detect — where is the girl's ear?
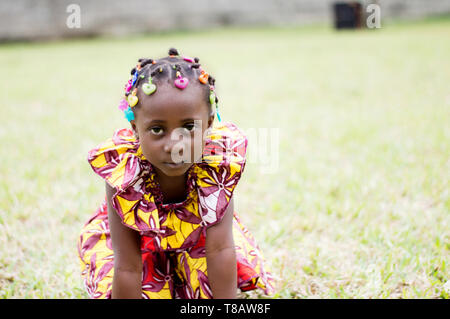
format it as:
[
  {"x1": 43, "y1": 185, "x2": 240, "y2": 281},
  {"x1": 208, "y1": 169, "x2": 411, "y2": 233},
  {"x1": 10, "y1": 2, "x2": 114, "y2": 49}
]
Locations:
[
  {"x1": 130, "y1": 120, "x2": 139, "y2": 140},
  {"x1": 207, "y1": 113, "x2": 214, "y2": 128}
]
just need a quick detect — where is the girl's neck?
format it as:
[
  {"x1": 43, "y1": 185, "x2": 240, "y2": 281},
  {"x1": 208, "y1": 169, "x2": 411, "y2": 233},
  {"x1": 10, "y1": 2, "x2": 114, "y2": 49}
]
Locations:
[{"x1": 154, "y1": 170, "x2": 188, "y2": 204}]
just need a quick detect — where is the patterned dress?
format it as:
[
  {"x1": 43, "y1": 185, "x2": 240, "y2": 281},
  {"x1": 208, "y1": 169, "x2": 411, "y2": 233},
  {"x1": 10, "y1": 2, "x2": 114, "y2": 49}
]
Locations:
[{"x1": 77, "y1": 121, "x2": 274, "y2": 299}]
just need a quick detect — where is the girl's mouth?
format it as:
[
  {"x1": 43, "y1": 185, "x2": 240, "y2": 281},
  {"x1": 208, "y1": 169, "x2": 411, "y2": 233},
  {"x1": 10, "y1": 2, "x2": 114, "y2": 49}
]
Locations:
[{"x1": 163, "y1": 161, "x2": 185, "y2": 169}]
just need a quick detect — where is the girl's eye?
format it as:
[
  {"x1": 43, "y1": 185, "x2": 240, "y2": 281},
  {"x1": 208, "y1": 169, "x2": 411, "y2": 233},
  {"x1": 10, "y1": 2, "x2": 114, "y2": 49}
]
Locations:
[
  {"x1": 183, "y1": 123, "x2": 196, "y2": 132},
  {"x1": 149, "y1": 127, "x2": 164, "y2": 135}
]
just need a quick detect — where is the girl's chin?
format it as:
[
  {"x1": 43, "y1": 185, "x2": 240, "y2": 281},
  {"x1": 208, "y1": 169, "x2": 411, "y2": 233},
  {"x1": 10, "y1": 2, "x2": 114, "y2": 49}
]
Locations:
[{"x1": 157, "y1": 162, "x2": 192, "y2": 176}]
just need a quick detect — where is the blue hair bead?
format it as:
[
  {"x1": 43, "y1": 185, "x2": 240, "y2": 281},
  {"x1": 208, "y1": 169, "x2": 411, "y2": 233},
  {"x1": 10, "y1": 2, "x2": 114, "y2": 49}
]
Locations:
[
  {"x1": 216, "y1": 106, "x2": 222, "y2": 122},
  {"x1": 124, "y1": 106, "x2": 135, "y2": 121},
  {"x1": 131, "y1": 71, "x2": 138, "y2": 86}
]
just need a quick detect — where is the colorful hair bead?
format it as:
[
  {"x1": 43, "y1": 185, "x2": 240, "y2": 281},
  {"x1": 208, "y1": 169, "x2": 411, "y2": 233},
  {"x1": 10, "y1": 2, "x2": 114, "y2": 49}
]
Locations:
[
  {"x1": 131, "y1": 70, "x2": 139, "y2": 86},
  {"x1": 209, "y1": 90, "x2": 221, "y2": 122},
  {"x1": 128, "y1": 88, "x2": 138, "y2": 107},
  {"x1": 174, "y1": 71, "x2": 189, "y2": 89},
  {"x1": 199, "y1": 70, "x2": 209, "y2": 84},
  {"x1": 124, "y1": 106, "x2": 135, "y2": 121},
  {"x1": 216, "y1": 106, "x2": 222, "y2": 122},
  {"x1": 125, "y1": 79, "x2": 132, "y2": 93},
  {"x1": 183, "y1": 56, "x2": 194, "y2": 63},
  {"x1": 209, "y1": 91, "x2": 216, "y2": 106},
  {"x1": 142, "y1": 77, "x2": 157, "y2": 95},
  {"x1": 118, "y1": 98, "x2": 128, "y2": 111}
]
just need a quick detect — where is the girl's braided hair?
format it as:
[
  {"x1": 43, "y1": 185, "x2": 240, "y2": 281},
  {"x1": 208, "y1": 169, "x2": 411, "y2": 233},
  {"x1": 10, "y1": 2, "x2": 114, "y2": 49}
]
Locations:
[{"x1": 120, "y1": 48, "x2": 220, "y2": 120}]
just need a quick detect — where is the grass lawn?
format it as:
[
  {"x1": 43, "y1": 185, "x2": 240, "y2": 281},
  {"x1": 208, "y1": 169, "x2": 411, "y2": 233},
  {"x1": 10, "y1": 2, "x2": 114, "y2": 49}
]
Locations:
[{"x1": 0, "y1": 16, "x2": 449, "y2": 298}]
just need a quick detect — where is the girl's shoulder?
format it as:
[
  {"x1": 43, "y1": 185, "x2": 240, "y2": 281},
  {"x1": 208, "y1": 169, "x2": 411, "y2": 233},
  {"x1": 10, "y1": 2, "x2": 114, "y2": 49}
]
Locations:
[
  {"x1": 191, "y1": 121, "x2": 248, "y2": 227},
  {"x1": 87, "y1": 127, "x2": 145, "y2": 192},
  {"x1": 200, "y1": 121, "x2": 248, "y2": 172}
]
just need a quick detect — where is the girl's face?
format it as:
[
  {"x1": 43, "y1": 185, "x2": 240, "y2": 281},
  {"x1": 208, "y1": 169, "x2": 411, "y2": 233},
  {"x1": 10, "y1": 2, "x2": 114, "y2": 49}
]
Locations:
[{"x1": 131, "y1": 83, "x2": 214, "y2": 177}]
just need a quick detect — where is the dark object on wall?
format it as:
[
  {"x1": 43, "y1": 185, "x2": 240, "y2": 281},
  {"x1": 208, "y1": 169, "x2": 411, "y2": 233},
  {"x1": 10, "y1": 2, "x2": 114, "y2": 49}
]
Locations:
[{"x1": 333, "y1": 2, "x2": 363, "y2": 29}]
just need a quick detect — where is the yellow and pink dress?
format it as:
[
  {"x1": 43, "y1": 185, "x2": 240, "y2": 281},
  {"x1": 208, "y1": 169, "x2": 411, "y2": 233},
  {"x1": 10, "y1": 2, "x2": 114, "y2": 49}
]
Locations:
[{"x1": 77, "y1": 121, "x2": 274, "y2": 299}]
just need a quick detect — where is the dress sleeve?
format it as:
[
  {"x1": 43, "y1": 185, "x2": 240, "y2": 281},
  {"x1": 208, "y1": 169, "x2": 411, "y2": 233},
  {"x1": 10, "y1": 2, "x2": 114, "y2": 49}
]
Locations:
[
  {"x1": 87, "y1": 128, "x2": 160, "y2": 232},
  {"x1": 87, "y1": 128, "x2": 143, "y2": 190},
  {"x1": 196, "y1": 121, "x2": 248, "y2": 227}
]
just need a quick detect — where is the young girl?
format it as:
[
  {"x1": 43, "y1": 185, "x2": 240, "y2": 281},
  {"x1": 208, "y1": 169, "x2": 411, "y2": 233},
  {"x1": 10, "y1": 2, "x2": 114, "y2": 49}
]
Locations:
[{"x1": 77, "y1": 48, "x2": 274, "y2": 299}]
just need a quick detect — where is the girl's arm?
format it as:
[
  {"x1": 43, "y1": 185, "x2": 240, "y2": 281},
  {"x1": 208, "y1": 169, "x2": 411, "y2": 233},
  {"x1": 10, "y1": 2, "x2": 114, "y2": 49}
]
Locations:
[
  {"x1": 106, "y1": 183, "x2": 142, "y2": 299},
  {"x1": 205, "y1": 197, "x2": 237, "y2": 299}
]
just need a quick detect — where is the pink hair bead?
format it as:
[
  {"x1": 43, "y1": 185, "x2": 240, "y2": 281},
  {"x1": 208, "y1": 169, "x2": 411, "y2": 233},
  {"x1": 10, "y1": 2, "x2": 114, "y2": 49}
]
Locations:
[
  {"x1": 174, "y1": 76, "x2": 189, "y2": 89},
  {"x1": 183, "y1": 56, "x2": 194, "y2": 63},
  {"x1": 125, "y1": 79, "x2": 132, "y2": 93},
  {"x1": 118, "y1": 98, "x2": 128, "y2": 111}
]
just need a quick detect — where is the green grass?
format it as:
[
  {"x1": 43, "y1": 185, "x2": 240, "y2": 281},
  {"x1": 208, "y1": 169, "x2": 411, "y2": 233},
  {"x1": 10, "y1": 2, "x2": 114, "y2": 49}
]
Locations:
[{"x1": 0, "y1": 17, "x2": 449, "y2": 298}]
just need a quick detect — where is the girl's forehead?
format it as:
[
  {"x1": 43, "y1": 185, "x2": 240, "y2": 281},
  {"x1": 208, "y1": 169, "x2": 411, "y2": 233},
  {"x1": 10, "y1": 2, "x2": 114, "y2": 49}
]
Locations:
[{"x1": 136, "y1": 83, "x2": 209, "y2": 121}]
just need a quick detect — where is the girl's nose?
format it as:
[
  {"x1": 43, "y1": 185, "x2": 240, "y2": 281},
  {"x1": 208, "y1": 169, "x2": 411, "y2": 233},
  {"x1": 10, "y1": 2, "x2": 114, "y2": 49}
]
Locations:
[
  {"x1": 163, "y1": 137, "x2": 184, "y2": 155},
  {"x1": 163, "y1": 140, "x2": 173, "y2": 153}
]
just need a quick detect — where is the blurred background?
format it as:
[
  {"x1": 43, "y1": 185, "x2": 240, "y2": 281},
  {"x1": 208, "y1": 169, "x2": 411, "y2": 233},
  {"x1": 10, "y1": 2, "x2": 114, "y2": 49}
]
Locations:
[
  {"x1": 1, "y1": 0, "x2": 450, "y2": 41},
  {"x1": 0, "y1": 1, "x2": 449, "y2": 298}
]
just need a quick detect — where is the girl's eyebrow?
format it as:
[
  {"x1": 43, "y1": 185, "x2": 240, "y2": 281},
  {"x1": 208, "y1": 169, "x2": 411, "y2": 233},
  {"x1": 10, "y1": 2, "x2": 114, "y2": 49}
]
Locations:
[
  {"x1": 144, "y1": 118, "x2": 198, "y2": 125},
  {"x1": 145, "y1": 119, "x2": 165, "y2": 125}
]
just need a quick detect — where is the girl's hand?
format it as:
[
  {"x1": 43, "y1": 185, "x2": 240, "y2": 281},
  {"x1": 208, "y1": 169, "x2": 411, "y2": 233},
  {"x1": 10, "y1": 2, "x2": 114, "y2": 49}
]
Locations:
[
  {"x1": 106, "y1": 182, "x2": 143, "y2": 299},
  {"x1": 205, "y1": 197, "x2": 237, "y2": 299}
]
